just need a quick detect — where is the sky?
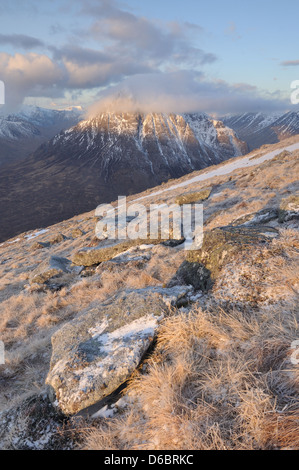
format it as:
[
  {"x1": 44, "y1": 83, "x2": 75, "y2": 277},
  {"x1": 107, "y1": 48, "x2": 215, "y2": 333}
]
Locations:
[{"x1": 0, "y1": 0, "x2": 298, "y2": 115}]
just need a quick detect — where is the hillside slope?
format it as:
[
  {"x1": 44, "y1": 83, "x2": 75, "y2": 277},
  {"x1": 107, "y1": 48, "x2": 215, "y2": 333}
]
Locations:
[
  {"x1": 0, "y1": 136, "x2": 298, "y2": 450},
  {"x1": 0, "y1": 106, "x2": 83, "y2": 167},
  {"x1": 0, "y1": 112, "x2": 247, "y2": 242},
  {"x1": 223, "y1": 111, "x2": 299, "y2": 151}
]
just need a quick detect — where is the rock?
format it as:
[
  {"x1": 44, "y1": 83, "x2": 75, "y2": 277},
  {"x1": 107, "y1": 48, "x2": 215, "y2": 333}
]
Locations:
[
  {"x1": 29, "y1": 241, "x2": 50, "y2": 251},
  {"x1": 0, "y1": 394, "x2": 73, "y2": 450},
  {"x1": 175, "y1": 189, "x2": 211, "y2": 205},
  {"x1": 186, "y1": 225, "x2": 279, "y2": 281},
  {"x1": 49, "y1": 233, "x2": 66, "y2": 245},
  {"x1": 71, "y1": 228, "x2": 84, "y2": 238},
  {"x1": 45, "y1": 286, "x2": 191, "y2": 415},
  {"x1": 278, "y1": 195, "x2": 299, "y2": 222},
  {"x1": 231, "y1": 208, "x2": 279, "y2": 227},
  {"x1": 95, "y1": 245, "x2": 153, "y2": 275},
  {"x1": 30, "y1": 256, "x2": 80, "y2": 285},
  {"x1": 168, "y1": 260, "x2": 212, "y2": 291},
  {"x1": 72, "y1": 239, "x2": 161, "y2": 267},
  {"x1": 161, "y1": 238, "x2": 186, "y2": 247}
]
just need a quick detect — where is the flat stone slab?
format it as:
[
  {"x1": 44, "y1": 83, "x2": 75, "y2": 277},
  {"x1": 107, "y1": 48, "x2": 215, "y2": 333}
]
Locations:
[
  {"x1": 30, "y1": 256, "x2": 73, "y2": 284},
  {"x1": 46, "y1": 286, "x2": 191, "y2": 415},
  {"x1": 187, "y1": 225, "x2": 279, "y2": 280}
]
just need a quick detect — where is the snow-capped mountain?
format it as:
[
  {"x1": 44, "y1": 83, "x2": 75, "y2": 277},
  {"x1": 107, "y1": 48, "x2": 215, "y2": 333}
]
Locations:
[
  {"x1": 0, "y1": 106, "x2": 83, "y2": 166},
  {"x1": 0, "y1": 112, "x2": 247, "y2": 241},
  {"x1": 15, "y1": 105, "x2": 83, "y2": 129},
  {"x1": 49, "y1": 112, "x2": 247, "y2": 175},
  {"x1": 222, "y1": 111, "x2": 299, "y2": 150}
]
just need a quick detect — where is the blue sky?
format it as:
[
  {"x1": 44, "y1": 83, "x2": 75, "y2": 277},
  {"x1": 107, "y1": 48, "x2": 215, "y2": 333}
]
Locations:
[{"x1": 0, "y1": 0, "x2": 298, "y2": 114}]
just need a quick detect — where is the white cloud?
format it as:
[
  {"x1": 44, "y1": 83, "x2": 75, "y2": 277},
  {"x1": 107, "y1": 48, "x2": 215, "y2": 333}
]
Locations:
[{"x1": 87, "y1": 71, "x2": 289, "y2": 117}]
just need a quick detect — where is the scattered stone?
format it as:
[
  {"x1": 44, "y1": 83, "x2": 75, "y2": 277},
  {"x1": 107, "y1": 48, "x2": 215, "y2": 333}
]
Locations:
[
  {"x1": 71, "y1": 228, "x2": 84, "y2": 238},
  {"x1": 49, "y1": 233, "x2": 66, "y2": 245},
  {"x1": 30, "y1": 256, "x2": 81, "y2": 285},
  {"x1": 29, "y1": 241, "x2": 50, "y2": 251},
  {"x1": 161, "y1": 238, "x2": 185, "y2": 247},
  {"x1": 0, "y1": 394, "x2": 74, "y2": 450},
  {"x1": 46, "y1": 286, "x2": 191, "y2": 415},
  {"x1": 175, "y1": 189, "x2": 211, "y2": 205},
  {"x1": 72, "y1": 239, "x2": 161, "y2": 267}
]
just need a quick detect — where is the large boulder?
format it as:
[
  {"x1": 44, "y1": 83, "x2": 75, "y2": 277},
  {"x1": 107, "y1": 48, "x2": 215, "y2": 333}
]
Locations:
[
  {"x1": 46, "y1": 286, "x2": 191, "y2": 415},
  {"x1": 186, "y1": 225, "x2": 279, "y2": 281},
  {"x1": 72, "y1": 239, "x2": 161, "y2": 267}
]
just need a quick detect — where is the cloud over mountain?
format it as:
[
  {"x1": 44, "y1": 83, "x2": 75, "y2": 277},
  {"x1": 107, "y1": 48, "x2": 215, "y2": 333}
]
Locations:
[{"x1": 87, "y1": 71, "x2": 289, "y2": 117}]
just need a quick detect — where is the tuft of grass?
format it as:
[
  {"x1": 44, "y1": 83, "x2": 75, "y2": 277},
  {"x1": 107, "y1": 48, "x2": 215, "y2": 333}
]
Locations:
[{"x1": 83, "y1": 298, "x2": 299, "y2": 450}]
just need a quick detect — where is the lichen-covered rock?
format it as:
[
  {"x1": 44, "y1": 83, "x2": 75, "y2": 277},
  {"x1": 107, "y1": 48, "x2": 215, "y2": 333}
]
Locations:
[
  {"x1": 49, "y1": 233, "x2": 66, "y2": 245},
  {"x1": 0, "y1": 394, "x2": 73, "y2": 450},
  {"x1": 278, "y1": 195, "x2": 299, "y2": 222},
  {"x1": 29, "y1": 241, "x2": 50, "y2": 251},
  {"x1": 186, "y1": 225, "x2": 278, "y2": 280},
  {"x1": 168, "y1": 260, "x2": 212, "y2": 291},
  {"x1": 30, "y1": 256, "x2": 80, "y2": 285},
  {"x1": 175, "y1": 189, "x2": 211, "y2": 205},
  {"x1": 45, "y1": 286, "x2": 191, "y2": 415},
  {"x1": 72, "y1": 239, "x2": 161, "y2": 267},
  {"x1": 231, "y1": 208, "x2": 279, "y2": 227}
]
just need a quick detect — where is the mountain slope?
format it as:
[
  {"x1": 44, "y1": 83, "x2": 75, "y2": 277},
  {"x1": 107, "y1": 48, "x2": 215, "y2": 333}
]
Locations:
[
  {"x1": 0, "y1": 106, "x2": 83, "y2": 166},
  {"x1": 0, "y1": 136, "x2": 298, "y2": 449},
  {"x1": 222, "y1": 111, "x2": 299, "y2": 151},
  {"x1": 0, "y1": 112, "x2": 247, "y2": 242}
]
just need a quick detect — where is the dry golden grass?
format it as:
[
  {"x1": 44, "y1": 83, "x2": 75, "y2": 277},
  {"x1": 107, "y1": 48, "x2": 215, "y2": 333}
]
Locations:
[
  {"x1": 83, "y1": 299, "x2": 299, "y2": 450},
  {"x1": 0, "y1": 135, "x2": 298, "y2": 447}
]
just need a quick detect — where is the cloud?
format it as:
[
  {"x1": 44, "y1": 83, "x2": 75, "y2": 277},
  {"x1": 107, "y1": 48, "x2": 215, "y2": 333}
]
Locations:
[
  {"x1": 0, "y1": 0, "x2": 218, "y2": 112},
  {"x1": 0, "y1": 52, "x2": 65, "y2": 111},
  {"x1": 87, "y1": 71, "x2": 289, "y2": 117},
  {"x1": 281, "y1": 60, "x2": 299, "y2": 67},
  {"x1": 0, "y1": 33, "x2": 44, "y2": 49},
  {"x1": 82, "y1": 0, "x2": 217, "y2": 67},
  {"x1": 0, "y1": 0, "x2": 288, "y2": 116}
]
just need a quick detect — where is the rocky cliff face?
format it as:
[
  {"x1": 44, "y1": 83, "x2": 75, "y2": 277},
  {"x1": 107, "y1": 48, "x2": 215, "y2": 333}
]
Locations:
[
  {"x1": 48, "y1": 112, "x2": 247, "y2": 178},
  {"x1": 0, "y1": 112, "x2": 247, "y2": 242}
]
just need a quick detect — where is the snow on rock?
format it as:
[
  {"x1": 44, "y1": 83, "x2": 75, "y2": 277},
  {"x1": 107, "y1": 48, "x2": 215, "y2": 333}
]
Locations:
[
  {"x1": 24, "y1": 229, "x2": 49, "y2": 240},
  {"x1": 45, "y1": 286, "x2": 192, "y2": 415}
]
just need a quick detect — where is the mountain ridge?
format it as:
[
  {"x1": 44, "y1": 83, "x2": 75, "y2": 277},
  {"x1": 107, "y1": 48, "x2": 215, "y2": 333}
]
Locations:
[
  {"x1": 222, "y1": 111, "x2": 299, "y2": 150},
  {"x1": 0, "y1": 111, "x2": 247, "y2": 242}
]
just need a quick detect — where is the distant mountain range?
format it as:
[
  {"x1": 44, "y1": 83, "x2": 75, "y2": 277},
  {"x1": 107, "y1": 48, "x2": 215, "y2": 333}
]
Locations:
[
  {"x1": 1, "y1": 106, "x2": 299, "y2": 243},
  {"x1": 222, "y1": 111, "x2": 299, "y2": 151},
  {"x1": 0, "y1": 111, "x2": 247, "y2": 242},
  {"x1": 0, "y1": 106, "x2": 83, "y2": 166}
]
